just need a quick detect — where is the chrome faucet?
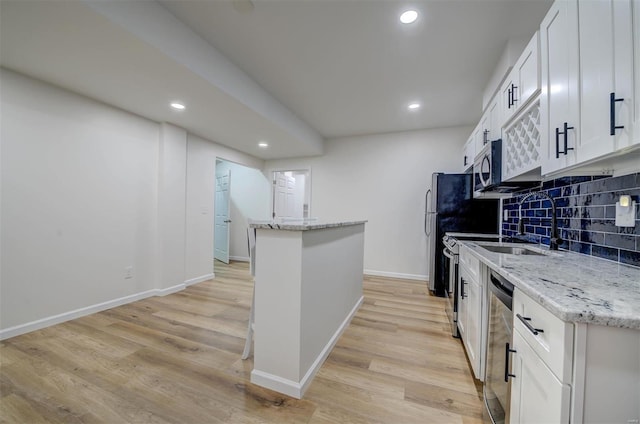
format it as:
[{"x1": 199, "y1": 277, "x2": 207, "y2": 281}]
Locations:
[{"x1": 517, "y1": 191, "x2": 561, "y2": 250}]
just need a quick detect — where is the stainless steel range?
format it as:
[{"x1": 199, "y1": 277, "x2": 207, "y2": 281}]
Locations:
[{"x1": 442, "y1": 233, "x2": 501, "y2": 338}]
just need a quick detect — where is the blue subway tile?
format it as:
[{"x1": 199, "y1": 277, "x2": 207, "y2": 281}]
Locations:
[
  {"x1": 620, "y1": 250, "x2": 640, "y2": 267},
  {"x1": 604, "y1": 233, "x2": 636, "y2": 250},
  {"x1": 592, "y1": 245, "x2": 619, "y2": 262}
]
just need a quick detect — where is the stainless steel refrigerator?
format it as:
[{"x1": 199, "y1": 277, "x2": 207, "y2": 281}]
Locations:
[{"x1": 425, "y1": 173, "x2": 499, "y2": 296}]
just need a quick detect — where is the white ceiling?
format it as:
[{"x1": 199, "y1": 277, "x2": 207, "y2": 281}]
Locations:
[{"x1": 0, "y1": 0, "x2": 552, "y2": 160}]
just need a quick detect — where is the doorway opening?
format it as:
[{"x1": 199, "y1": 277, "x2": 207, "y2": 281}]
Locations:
[
  {"x1": 214, "y1": 159, "x2": 270, "y2": 273},
  {"x1": 272, "y1": 169, "x2": 311, "y2": 220}
]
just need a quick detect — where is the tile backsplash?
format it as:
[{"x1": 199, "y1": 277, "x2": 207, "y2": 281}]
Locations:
[{"x1": 502, "y1": 173, "x2": 640, "y2": 267}]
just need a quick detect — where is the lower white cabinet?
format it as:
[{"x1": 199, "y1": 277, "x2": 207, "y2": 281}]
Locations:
[
  {"x1": 510, "y1": 328, "x2": 571, "y2": 423},
  {"x1": 458, "y1": 246, "x2": 484, "y2": 381},
  {"x1": 510, "y1": 289, "x2": 640, "y2": 423}
]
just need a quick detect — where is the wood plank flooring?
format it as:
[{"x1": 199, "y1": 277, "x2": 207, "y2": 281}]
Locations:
[{"x1": 0, "y1": 261, "x2": 484, "y2": 423}]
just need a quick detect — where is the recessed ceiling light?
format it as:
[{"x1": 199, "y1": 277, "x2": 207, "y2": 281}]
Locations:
[
  {"x1": 170, "y1": 102, "x2": 185, "y2": 110},
  {"x1": 400, "y1": 10, "x2": 418, "y2": 24},
  {"x1": 408, "y1": 102, "x2": 421, "y2": 110},
  {"x1": 258, "y1": 141, "x2": 269, "y2": 148}
]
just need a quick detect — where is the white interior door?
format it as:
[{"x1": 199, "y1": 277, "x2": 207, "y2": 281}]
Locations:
[
  {"x1": 274, "y1": 172, "x2": 303, "y2": 219},
  {"x1": 214, "y1": 170, "x2": 231, "y2": 263}
]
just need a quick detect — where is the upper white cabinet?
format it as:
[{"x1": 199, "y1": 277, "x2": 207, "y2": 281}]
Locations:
[
  {"x1": 541, "y1": 0, "x2": 639, "y2": 176},
  {"x1": 576, "y1": 0, "x2": 636, "y2": 162},
  {"x1": 474, "y1": 94, "x2": 502, "y2": 159},
  {"x1": 540, "y1": 0, "x2": 581, "y2": 175},
  {"x1": 462, "y1": 135, "x2": 474, "y2": 171},
  {"x1": 501, "y1": 32, "x2": 541, "y2": 124}
]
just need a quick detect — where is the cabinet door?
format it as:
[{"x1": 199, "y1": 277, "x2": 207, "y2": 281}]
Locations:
[
  {"x1": 632, "y1": 0, "x2": 640, "y2": 146},
  {"x1": 578, "y1": 0, "x2": 635, "y2": 162},
  {"x1": 540, "y1": 0, "x2": 580, "y2": 175},
  {"x1": 517, "y1": 32, "x2": 540, "y2": 110},
  {"x1": 488, "y1": 96, "x2": 501, "y2": 142},
  {"x1": 457, "y1": 270, "x2": 469, "y2": 340},
  {"x1": 465, "y1": 277, "x2": 483, "y2": 380},
  {"x1": 463, "y1": 136, "x2": 474, "y2": 171},
  {"x1": 501, "y1": 74, "x2": 517, "y2": 124},
  {"x1": 510, "y1": 330, "x2": 571, "y2": 424}
]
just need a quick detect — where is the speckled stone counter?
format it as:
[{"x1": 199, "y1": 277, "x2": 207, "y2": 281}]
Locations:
[
  {"x1": 249, "y1": 220, "x2": 367, "y2": 231},
  {"x1": 460, "y1": 241, "x2": 640, "y2": 329}
]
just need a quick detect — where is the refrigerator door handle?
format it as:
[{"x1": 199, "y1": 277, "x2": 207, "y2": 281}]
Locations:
[{"x1": 424, "y1": 189, "x2": 432, "y2": 236}]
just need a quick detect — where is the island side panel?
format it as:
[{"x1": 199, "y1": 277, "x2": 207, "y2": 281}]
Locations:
[
  {"x1": 299, "y1": 223, "x2": 365, "y2": 380},
  {"x1": 252, "y1": 229, "x2": 303, "y2": 384}
]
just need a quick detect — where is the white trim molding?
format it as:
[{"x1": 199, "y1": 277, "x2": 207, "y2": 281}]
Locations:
[
  {"x1": 250, "y1": 295, "x2": 363, "y2": 399},
  {"x1": 184, "y1": 273, "x2": 215, "y2": 286},
  {"x1": 364, "y1": 269, "x2": 427, "y2": 281},
  {"x1": 0, "y1": 284, "x2": 186, "y2": 340},
  {"x1": 229, "y1": 256, "x2": 249, "y2": 262}
]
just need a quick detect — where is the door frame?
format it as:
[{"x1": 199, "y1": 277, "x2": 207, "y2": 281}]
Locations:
[{"x1": 269, "y1": 167, "x2": 312, "y2": 219}]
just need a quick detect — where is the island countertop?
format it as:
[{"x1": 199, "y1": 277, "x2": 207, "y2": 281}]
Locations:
[
  {"x1": 249, "y1": 220, "x2": 367, "y2": 231},
  {"x1": 459, "y1": 241, "x2": 640, "y2": 330}
]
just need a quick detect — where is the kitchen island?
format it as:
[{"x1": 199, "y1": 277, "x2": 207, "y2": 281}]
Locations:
[{"x1": 248, "y1": 220, "x2": 366, "y2": 398}]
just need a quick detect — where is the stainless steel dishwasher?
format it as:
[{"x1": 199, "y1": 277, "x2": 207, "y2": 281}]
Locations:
[{"x1": 484, "y1": 270, "x2": 515, "y2": 424}]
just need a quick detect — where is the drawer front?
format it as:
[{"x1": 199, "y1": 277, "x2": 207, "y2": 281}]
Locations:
[
  {"x1": 459, "y1": 245, "x2": 480, "y2": 282},
  {"x1": 513, "y1": 289, "x2": 574, "y2": 382}
]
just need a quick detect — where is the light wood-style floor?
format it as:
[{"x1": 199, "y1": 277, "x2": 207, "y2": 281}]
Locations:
[{"x1": 0, "y1": 261, "x2": 484, "y2": 423}]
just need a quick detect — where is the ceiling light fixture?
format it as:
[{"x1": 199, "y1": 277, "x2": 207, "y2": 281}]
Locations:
[
  {"x1": 170, "y1": 102, "x2": 185, "y2": 110},
  {"x1": 408, "y1": 102, "x2": 421, "y2": 110},
  {"x1": 400, "y1": 10, "x2": 418, "y2": 24},
  {"x1": 258, "y1": 141, "x2": 269, "y2": 148}
]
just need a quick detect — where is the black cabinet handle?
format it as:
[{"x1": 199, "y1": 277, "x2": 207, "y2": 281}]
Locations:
[
  {"x1": 511, "y1": 84, "x2": 518, "y2": 106},
  {"x1": 461, "y1": 278, "x2": 467, "y2": 299},
  {"x1": 610, "y1": 92, "x2": 624, "y2": 135},
  {"x1": 563, "y1": 122, "x2": 574, "y2": 155},
  {"x1": 504, "y1": 342, "x2": 517, "y2": 382},
  {"x1": 483, "y1": 129, "x2": 489, "y2": 145},
  {"x1": 507, "y1": 87, "x2": 513, "y2": 108},
  {"x1": 464, "y1": 155, "x2": 468, "y2": 166},
  {"x1": 516, "y1": 313, "x2": 544, "y2": 335},
  {"x1": 555, "y1": 122, "x2": 574, "y2": 158}
]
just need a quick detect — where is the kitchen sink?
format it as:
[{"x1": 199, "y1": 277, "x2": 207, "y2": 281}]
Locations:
[{"x1": 480, "y1": 245, "x2": 546, "y2": 256}]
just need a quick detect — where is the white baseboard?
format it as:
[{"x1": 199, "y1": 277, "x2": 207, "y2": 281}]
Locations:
[
  {"x1": 156, "y1": 283, "x2": 186, "y2": 296},
  {"x1": 364, "y1": 269, "x2": 427, "y2": 281},
  {"x1": 229, "y1": 256, "x2": 249, "y2": 262},
  {"x1": 0, "y1": 283, "x2": 187, "y2": 341},
  {"x1": 184, "y1": 273, "x2": 215, "y2": 286},
  {"x1": 250, "y1": 295, "x2": 364, "y2": 399}
]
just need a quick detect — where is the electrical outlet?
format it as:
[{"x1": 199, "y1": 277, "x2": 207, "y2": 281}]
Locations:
[
  {"x1": 615, "y1": 197, "x2": 636, "y2": 227},
  {"x1": 124, "y1": 266, "x2": 134, "y2": 279},
  {"x1": 503, "y1": 210, "x2": 509, "y2": 221}
]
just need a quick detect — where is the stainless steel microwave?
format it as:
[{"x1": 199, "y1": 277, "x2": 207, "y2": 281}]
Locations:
[
  {"x1": 473, "y1": 139, "x2": 540, "y2": 194},
  {"x1": 473, "y1": 139, "x2": 502, "y2": 192}
]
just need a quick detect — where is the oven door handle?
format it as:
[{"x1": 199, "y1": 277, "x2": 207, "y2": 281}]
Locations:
[{"x1": 443, "y1": 247, "x2": 454, "y2": 260}]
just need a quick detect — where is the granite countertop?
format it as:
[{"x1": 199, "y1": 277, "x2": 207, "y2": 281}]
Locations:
[
  {"x1": 460, "y1": 241, "x2": 640, "y2": 330},
  {"x1": 249, "y1": 220, "x2": 367, "y2": 231}
]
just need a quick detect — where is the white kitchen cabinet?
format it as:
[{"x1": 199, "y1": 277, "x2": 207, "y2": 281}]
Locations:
[
  {"x1": 473, "y1": 95, "x2": 501, "y2": 161},
  {"x1": 462, "y1": 135, "x2": 474, "y2": 171},
  {"x1": 540, "y1": 0, "x2": 580, "y2": 175},
  {"x1": 634, "y1": 0, "x2": 640, "y2": 146},
  {"x1": 510, "y1": 289, "x2": 640, "y2": 424},
  {"x1": 576, "y1": 0, "x2": 636, "y2": 162},
  {"x1": 501, "y1": 32, "x2": 540, "y2": 125},
  {"x1": 458, "y1": 246, "x2": 484, "y2": 381},
  {"x1": 509, "y1": 329, "x2": 571, "y2": 424}
]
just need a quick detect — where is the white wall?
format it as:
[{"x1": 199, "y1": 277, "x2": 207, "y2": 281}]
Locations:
[
  {"x1": 266, "y1": 127, "x2": 472, "y2": 280},
  {"x1": 1, "y1": 69, "x2": 160, "y2": 330},
  {"x1": 215, "y1": 160, "x2": 271, "y2": 261},
  {"x1": 0, "y1": 69, "x2": 265, "y2": 337}
]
